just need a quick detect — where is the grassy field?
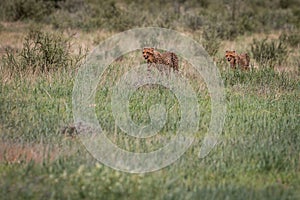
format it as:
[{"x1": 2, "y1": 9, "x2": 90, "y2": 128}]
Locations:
[{"x1": 1, "y1": 0, "x2": 300, "y2": 199}]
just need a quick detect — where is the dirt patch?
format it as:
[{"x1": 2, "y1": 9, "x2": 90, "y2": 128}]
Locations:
[{"x1": 0, "y1": 140, "x2": 78, "y2": 164}]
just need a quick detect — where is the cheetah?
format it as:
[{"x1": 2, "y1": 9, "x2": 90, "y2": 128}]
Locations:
[
  {"x1": 225, "y1": 50, "x2": 250, "y2": 70},
  {"x1": 142, "y1": 47, "x2": 179, "y2": 72}
]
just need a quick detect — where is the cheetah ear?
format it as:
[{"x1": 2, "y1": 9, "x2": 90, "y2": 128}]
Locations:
[
  {"x1": 233, "y1": 50, "x2": 236, "y2": 53},
  {"x1": 226, "y1": 50, "x2": 229, "y2": 53},
  {"x1": 150, "y1": 47, "x2": 154, "y2": 51}
]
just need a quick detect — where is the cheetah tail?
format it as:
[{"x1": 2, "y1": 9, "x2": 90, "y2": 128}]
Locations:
[{"x1": 171, "y1": 53, "x2": 179, "y2": 71}]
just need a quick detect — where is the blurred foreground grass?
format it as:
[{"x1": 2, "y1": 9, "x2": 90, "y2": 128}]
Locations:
[{"x1": 0, "y1": 61, "x2": 299, "y2": 199}]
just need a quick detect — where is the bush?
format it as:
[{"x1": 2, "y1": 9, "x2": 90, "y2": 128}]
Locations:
[
  {"x1": 279, "y1": 31, "x2": 300, "y2": 47},
  {"x1": 250, "y1": 38, "x2": 289, "y2": 68},
  {"x1": 2, "y1": 30, "x2": 86, "y2": 75},
  {"x1": 279, "y1": 0, "x2": 295, "y2": 9},
  {"x1": 201, "y1": 27, "x2": 221, "y2": 57},
  {"x1": 50, "y1": 0, "x2": 138, "y2": 31},
  {"x1": 183, "y1": 13, "x2": 204, "y2": 31},
  {"x1": 0, "y1": 0, "x2": 56, "y2": 21}
]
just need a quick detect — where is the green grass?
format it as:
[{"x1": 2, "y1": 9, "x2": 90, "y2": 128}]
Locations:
[
  {"x1": 0, "y1": 61, "x2": 299, "y2": 199},
  {"x1": 1, "y1": 1, "x2": 300, "y2": 197}
]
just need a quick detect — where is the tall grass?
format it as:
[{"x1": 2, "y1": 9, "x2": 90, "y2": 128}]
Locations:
[
  {"x1": 0, "y1": 2, "x2": 300, "y2": 198},
  {"x1": 1, "y1": 48, "x2": 299, "y2": 199},
  {"x1": 250, "y1": 38, "x2": 289, "y2": 68}
]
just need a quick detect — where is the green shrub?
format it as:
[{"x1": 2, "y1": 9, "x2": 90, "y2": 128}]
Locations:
[
  {"x1": 237, "y1": 11, "x2": 260, "y2": 34},
  {"x1": 50, "y1": 0, "x2": 137, "y2": 31},
  {"x1": 279, "y1": 31, "x2": 300, "y2": 47},
  {"x1": 2, "y1": 30, "x2": 86, "y2": 75},
  {"x1": 292, "y1": 7, "x2": 300, "y2": 28},
  {"x1": 250, "y1": 38, "x2": 288, "y2": 68},
  {"x1": 279, "y1": 0, "x2": 295, "y2": 9},
  {"x1": 201, "y1": 27, "x2": 221, "y2": 57},
  {"x1": 257, "y1": 9, "x2": 295, "y2": 31},
  {"x1": 184, "y1": 13, "x2": 204, "y2": 31},
  {"x1": 0, "y1": 0, "x2": 56, "y2": 21}
]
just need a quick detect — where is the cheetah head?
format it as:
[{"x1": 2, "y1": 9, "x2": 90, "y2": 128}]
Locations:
[
  {"x1": 225, "y1": 50, "x2": 237, "y2": 62},
  {"x1": 143, "y1": 47, "x2": 155, "y2": 62}
]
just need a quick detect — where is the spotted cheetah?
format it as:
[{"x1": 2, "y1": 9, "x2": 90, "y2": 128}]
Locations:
[
  {"x1": 142, "y1": 47, "x2": 179, "y2": 72},
  {"x1": 225, "y1": 50, "x2": 250, "y2": 70}
]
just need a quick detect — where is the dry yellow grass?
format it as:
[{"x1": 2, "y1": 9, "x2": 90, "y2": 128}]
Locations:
[
  {"x1": 0, "y1": 141, "x2": 58, "y2": 163},
  {"x1": 0, "y1": 22, "x2": 114, "y2": 57},
  {"x1": 1, "y1": 22, "x2": 298, "y2": 76},
  {"x1": 0, "y1": 139, "x2": 81, "y2": 164}
]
